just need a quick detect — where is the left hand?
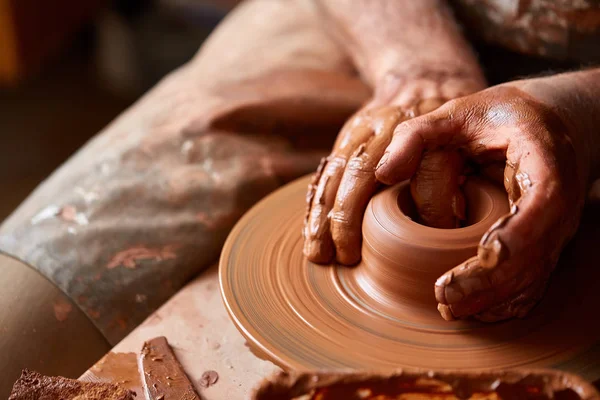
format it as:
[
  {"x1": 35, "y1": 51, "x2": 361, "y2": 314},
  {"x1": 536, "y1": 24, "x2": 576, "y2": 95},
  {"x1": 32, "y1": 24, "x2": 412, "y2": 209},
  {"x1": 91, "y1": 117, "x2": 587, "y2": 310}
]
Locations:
[{"x1": 303, "y1": 75, "x2": 484, "y2": 265}]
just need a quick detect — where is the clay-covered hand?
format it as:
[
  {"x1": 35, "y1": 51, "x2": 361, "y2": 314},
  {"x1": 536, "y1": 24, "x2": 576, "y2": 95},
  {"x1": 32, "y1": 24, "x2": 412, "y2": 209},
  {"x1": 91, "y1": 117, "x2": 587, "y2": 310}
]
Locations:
[
  {"x1": 376, "y1": 71, "x2": 600, "y2": 321},
  {"x1": 303, "y1": 97, "x2": 460, "y2": 265},
  {"x1": 303, "y1": 0, "x2": 487, "y2": 264}
]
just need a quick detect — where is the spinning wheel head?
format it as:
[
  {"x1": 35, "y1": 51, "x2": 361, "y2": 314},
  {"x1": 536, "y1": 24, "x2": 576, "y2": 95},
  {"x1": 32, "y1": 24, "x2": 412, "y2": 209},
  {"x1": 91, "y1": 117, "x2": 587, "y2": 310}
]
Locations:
[{"x1": 220, "y1": 176, "x2": 600, "y2": 380}]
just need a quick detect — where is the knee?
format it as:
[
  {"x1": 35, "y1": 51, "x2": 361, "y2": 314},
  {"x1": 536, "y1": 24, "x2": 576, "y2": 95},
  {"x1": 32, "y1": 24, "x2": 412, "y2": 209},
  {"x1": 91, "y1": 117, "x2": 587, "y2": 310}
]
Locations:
[{"x1": 0, "y1": 254, "x2": 110, "y2": 398}]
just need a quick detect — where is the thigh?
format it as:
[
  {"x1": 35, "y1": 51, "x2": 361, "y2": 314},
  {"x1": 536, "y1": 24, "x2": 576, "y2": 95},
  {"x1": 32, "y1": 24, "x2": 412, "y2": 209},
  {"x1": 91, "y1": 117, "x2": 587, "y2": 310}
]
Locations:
[{"x1": 0, "y1": 0, "x2": 369, "y2": 351}]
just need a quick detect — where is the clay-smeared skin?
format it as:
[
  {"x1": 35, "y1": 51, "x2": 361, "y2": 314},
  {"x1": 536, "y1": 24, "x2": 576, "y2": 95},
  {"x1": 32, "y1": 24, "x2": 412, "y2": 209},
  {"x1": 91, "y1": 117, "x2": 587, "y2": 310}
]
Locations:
[
  {"x1": 253, "y1": 370, "x2": 599, "y2": 400},
  {"x1": 377, "y1": 70, "x2": 600, "y2": 321},
  {"x1": 0, "y1": 0, "x2": 370, "y2": 343},
  {"x1": 410, "y1": 151, "x2": 466, "y2": 228},
  {"x1": 304, "y1": 0, "x2": 486, "y2": 265}
]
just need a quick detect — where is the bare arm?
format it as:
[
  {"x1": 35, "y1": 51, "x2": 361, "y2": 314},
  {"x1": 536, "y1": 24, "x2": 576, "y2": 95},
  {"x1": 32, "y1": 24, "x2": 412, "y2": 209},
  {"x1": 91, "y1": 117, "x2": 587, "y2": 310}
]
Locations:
[
  {"x1": 304, "y1": 0, "x2": 486, "y2": 264},
  {"x1": 313, "y1": 0, "x2": 486, "y2": 104},
  {"x1": 515, "y1": 68, "x2": 600, "y2": 182}
]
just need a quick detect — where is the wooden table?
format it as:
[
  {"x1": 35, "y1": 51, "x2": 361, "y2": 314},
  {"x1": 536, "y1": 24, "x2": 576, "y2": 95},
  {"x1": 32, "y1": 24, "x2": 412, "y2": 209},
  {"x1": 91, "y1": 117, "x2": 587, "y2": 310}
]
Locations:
[{"x1": 83, "y1": 265, "x2": 279, "y2": 399}]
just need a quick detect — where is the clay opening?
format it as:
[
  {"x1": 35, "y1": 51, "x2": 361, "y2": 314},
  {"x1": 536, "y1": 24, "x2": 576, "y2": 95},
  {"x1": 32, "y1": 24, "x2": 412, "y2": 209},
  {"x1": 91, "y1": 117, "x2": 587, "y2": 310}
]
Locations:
[{"x1": 396, "y1": 181, "x2": 491, "y2": 229}]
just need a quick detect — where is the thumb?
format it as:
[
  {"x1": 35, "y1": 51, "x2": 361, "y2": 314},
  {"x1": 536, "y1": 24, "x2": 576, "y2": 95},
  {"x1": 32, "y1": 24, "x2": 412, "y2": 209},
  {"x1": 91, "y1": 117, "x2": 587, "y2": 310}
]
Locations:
[
  {"x1": 410, "y1": 150, "x2": 466, "y2": 228},
  {"x1": 435, "y1": 149, "x2": 573, "y2": 319},
  {"x1": 375, "y1": 99, "x2": 469, "y2": 185}
]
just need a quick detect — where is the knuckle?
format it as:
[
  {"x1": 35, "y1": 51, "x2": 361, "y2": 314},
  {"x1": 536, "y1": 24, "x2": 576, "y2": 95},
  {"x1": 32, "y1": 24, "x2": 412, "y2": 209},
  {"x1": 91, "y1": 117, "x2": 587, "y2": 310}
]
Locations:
[
  {"x1": 346, "y1": 156, "x2": 375, "y2": 175},
  {"x1": 323, "y1": 156, "x2": 346, "y2": 176}
]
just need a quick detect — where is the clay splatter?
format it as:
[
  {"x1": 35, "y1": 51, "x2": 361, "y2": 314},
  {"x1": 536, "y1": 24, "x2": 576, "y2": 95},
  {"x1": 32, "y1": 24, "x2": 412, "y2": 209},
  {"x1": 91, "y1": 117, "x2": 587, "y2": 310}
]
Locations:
[
  {"x1": 106, "y1": 245, "x2": 178, "y2": 269},
  {"x1": 59, "y1": 205, "x2": 89, "y2": 225},
  {"x1": 199, "y1": 370, "x2": 219, "y2": 388}
]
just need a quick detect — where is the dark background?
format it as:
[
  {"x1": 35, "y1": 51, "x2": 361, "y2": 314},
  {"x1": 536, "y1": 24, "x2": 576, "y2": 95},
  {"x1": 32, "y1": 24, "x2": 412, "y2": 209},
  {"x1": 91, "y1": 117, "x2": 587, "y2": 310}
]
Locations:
[{"x1": 0, "y1": 0, "x2": 239, "y2": 221}]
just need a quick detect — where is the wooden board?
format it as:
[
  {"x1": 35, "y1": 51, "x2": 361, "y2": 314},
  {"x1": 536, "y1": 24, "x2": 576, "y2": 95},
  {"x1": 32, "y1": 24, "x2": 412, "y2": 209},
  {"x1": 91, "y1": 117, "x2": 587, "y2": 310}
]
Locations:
[{"x1": 81, "y1": 265, "x2": 280, "y2": 399}]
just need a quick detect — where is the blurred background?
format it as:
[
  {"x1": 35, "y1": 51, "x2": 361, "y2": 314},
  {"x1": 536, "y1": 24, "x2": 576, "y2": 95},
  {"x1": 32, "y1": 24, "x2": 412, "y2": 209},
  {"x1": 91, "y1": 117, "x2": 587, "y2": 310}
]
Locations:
[{"x1": 0, "y1": 0, "x2": 240, "y2": 221}]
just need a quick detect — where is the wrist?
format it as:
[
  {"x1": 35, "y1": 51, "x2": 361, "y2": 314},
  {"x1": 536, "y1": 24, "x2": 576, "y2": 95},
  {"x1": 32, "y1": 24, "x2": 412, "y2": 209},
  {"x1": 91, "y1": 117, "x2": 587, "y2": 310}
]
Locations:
[{"x1": 369, "y1": 67, "x2": 486, "y2": 112}]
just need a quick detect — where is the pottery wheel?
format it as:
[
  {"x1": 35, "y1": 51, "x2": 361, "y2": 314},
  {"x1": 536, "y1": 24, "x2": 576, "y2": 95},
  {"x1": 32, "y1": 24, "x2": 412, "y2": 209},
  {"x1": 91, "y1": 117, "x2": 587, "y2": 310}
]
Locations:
[{"x1": 220, "y1": 176, "x2": 600, "y2": 381}]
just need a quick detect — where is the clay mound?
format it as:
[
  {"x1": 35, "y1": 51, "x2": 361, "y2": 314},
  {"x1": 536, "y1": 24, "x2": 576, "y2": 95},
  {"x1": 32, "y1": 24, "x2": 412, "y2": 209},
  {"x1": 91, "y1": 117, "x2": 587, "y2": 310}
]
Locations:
[
  {"x1": 9, "y1": 369, "x2": 134, "y2": 400},
  {"x1": 253, "y1": 369, "x2": 600, "y2": 400}
]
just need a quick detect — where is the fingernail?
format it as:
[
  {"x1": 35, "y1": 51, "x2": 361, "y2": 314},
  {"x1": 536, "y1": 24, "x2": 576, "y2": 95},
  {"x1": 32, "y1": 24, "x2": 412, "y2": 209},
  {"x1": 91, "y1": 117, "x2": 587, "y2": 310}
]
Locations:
[
  {"x1": 335, "y1": 245, "x2": 361, "y2": 266},
  {"x1": 437, "y1": 304, "x2": 456, "y2": 321},
  {"x1": 304, "y1": 239, "x2": 333, "y2": 265},
  {"x1": 435, "y1": 272, "x2": 453, "y2": 303},
  {"x1": 435, "y1": 271, "x2": 453, "y2": 287},
  {"x1": 375, "y1": 152, "x2": 389, "y2": 171}
]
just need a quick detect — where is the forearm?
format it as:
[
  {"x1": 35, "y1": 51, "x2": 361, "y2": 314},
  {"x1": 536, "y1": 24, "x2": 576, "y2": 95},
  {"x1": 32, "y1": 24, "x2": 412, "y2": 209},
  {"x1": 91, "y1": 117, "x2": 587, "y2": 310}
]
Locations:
[
  {"x1": 313, "y1": 0, "x2": 486, "y2": 103},
  {"x1": 514, "y1": 68, "x2": 600, "y2": 183}
]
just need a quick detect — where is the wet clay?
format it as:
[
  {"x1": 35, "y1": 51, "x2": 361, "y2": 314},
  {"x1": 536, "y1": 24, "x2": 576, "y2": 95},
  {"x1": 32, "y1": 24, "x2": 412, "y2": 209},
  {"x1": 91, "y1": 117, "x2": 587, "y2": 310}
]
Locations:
[
  {"x1": 359, "y1": 177, "x2": 507, "y2": 308},
  {"x1": 410, "y1": 150, "x2": 466, "y2": 229},
  {"x1": 80, "y1": 352, "x2": 143, "y2": 397},
  {"x1": 139, "y1": 336, "x2": 201, "y2": 400},
  {"x1": 9, "y1": 369, "x2": 134, "y2": 400},
  {"x1": 253, "y1": 369, "x2": 600, "y2": 400},
  {"x1": 220, "y1": 175, "x2": 600, "y2": 378}
]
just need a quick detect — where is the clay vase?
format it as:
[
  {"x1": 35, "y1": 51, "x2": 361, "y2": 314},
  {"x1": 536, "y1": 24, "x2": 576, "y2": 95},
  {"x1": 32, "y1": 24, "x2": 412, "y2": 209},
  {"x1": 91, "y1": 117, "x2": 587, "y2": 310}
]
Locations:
[{"x1": 354, "y1": 178, "x2": 509, "y2": 310}]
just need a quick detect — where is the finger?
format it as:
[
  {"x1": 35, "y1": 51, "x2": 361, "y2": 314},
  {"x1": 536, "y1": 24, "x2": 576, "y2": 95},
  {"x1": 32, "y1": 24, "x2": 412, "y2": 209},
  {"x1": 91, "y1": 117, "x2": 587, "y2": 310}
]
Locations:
[
  {"x1": 410, "y1": 150, "x2": 466, "y2": 228},
  {"x1": 375, "y1": 100, "x2": 468, "y2": 185},
  {"x1": 303, "y1": 156, "x2": 346, "y2": 263},
  {"x1": 330, "y1": 108, "x2": 406, "y2": 265},
  {"x1": 437, "y1": 263, "x2": 549, "y2": 322},
  {"x1": 473, "y1": 275, "x2": 549, "y2": 322},
  {"x1": 435, "y1": 142, "x2": 570, "y2": 319},
  {"x1": 304, "y1": 112, "x2": 378, "y2": 263}
]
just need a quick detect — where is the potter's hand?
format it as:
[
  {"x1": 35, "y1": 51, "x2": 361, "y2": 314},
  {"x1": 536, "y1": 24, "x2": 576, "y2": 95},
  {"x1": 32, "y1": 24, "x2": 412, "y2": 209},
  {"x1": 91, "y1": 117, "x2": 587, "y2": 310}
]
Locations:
[
  {"x1": 303, "y1": 90, "x2": 482, "y2": 265},
  {"x1": 304, "y1": 0, "x2": 486, "y2": 264},
  {"x1": 376, "y1": 70, "x2": 600, "y2": 321},
  {"x1": 303, "y1": 102, "x2": 423, "y2": 264}
]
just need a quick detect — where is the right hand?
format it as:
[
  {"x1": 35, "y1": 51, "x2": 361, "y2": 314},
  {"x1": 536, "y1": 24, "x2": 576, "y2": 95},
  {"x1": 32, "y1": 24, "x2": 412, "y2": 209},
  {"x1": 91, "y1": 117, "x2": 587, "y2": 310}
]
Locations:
[{"x1": 375, "y1": 76, "x2": 599, "y2": 322}]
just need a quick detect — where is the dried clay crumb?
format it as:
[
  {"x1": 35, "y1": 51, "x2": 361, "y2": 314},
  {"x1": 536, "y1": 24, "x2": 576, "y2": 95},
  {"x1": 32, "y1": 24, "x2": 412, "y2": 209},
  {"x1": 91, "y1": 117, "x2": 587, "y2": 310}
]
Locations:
[{"x1": 198, "y1": 370, "x2": 219, "y2": 388}]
